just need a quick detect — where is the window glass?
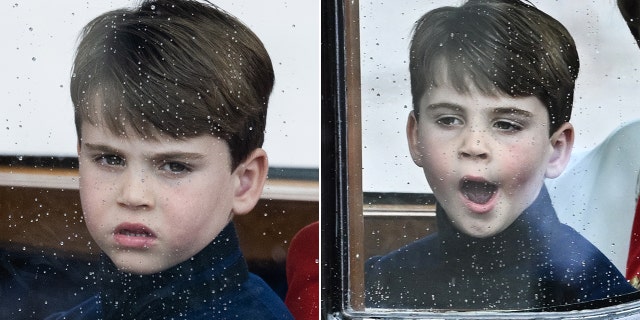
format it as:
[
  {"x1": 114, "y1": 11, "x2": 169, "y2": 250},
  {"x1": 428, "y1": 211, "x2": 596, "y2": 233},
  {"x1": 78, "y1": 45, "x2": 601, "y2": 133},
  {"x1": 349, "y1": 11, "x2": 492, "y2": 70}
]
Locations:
[
  {"x1": 337, "y1": 0, "x2": 640, "y2": 317},
  {"x1": 1, "y1": 1, "x2": 319, "y2": 319}
]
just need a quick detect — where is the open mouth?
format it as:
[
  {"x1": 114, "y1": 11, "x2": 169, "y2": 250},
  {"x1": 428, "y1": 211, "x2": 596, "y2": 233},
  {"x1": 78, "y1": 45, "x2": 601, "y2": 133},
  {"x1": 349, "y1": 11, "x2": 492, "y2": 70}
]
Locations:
[
  {"x1": 118, "y1": 229, "x2": 154, "y2": 237},
  {"x1": 114, "y1": 223, "x2": 156, "y2": 238},
  {"x1": 460, "y1": 178, "x2": 498, "y2": 205},
  {"x1": 113, "y1": 223, "x2": 156, "y2": 248}
]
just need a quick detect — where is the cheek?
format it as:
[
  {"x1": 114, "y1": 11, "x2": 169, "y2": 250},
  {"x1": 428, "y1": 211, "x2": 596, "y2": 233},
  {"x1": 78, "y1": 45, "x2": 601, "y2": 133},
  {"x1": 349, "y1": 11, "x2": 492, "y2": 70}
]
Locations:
[
  {"x1": 498, "y1": 143, "x2": 548, "y2": 182},
  {"x1": 421, "y1": 137, "x2": 455, "y2": 174},
  {"x1": 78, "y1": 172, "x2": 104, "y2": 218},
  {"x1": 78, "y1": 187, "x2": 106, "y2": 238},
  {"x1": 162, "y1": 196, "x2": 232, "y2": 253},
  {"x1": 164, "y1": 184, "x2": 233, "y2": 230},
  {"x1": 422, "y1": 152, "x2": 456, "y2": 191}
]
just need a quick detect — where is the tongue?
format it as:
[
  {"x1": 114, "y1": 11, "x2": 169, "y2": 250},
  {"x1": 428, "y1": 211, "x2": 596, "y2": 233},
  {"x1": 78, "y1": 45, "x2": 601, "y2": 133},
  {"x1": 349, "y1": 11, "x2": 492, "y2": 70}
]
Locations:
[{"x1": 462, "y1": 181, "x2": 496, "y2": 204}]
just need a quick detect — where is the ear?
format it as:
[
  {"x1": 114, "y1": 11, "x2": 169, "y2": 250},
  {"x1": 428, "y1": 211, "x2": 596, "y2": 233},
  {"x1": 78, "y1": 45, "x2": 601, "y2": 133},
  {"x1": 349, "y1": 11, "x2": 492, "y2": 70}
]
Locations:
[
  {"x1": 406, "y1": 111, "x2": 424, "y2": 167},
  {"x1": 545, "y1": 122, "x2": 574, "y2": 179},
  {"x1": 231, "y1": 148, "x2": 269, "y2": 216}
]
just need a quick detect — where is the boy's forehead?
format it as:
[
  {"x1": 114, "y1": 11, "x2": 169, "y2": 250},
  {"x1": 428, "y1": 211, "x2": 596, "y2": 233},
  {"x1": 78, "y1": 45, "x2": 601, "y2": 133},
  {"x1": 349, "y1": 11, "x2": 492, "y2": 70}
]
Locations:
[
  {"x1": 424, "y1": 54, "x2": 538, "y2": 98},
  {"x1": 80, "y1": 120, "x2": 229, "y2": 151},
  {"x1": 79, "y1": 101, "x2": 183, "y2": 142},
  {"x1": 80, "y1": 92, "x2": 221, "y2": 140},
  {"x1": 419, "y1": 83, "x2": 547, "y2": 117},
  {"x1": 424, "y1": 58, "x2": 481, "y2": 92},
  {"x1": 422, "y1": 61, "x2": 538, "y2": 105},
  {"x1": 422, "y1": 73, "x2": 495, "y2": 98},
  {"x1": 80, "y1": 119, "x2": 169, "y2": 142}
]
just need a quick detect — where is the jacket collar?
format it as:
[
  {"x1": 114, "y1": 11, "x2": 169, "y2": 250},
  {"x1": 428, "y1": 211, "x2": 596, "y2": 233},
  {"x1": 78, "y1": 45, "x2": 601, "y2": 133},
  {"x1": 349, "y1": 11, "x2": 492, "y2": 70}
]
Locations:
[
  {"x1": 436, "y1": 185, "x2": 559, "y2": 270},
  {"x1": 99, "y1": 222, "x2": 248, "y2": 318}
]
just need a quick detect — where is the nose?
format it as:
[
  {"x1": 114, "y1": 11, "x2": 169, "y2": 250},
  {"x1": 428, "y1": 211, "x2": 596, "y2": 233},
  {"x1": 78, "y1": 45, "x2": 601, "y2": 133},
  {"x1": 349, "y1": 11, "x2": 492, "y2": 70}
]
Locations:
[
  {"x1": 117, "y1": 168, "x2": 154, "y2": 210},
  {"x1": 458, "y1": 127, "x2": 490, "y2": 160}
]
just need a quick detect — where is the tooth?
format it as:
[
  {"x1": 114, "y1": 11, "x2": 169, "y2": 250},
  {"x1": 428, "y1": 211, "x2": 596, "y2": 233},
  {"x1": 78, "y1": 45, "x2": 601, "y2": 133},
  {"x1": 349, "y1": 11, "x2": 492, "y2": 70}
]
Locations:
[{"x1": 121, "y1": 230, "x2": 148, "y2": 237}]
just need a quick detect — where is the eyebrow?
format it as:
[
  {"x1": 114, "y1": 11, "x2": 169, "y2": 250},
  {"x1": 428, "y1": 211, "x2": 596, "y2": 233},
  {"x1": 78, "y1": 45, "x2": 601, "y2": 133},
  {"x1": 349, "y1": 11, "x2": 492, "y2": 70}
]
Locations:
[
  {"x1": 150, "y1": 152, "x2": 205, "y2": 162},
  {"x1": 423, "y1": 103, "x2": 534, "y2": 118},
  {"x1": 423, "y1": 102, "x2": 462, "y2": 112},
  {"x1": 82, "y1": 143, "x2": 121, "y2": 155},
  {"x1": 82, "y1": 143, "x2": 205, "y2": 161},
  {"x1": 491, "y1": 107, "x2": 534, "y2": 118}
]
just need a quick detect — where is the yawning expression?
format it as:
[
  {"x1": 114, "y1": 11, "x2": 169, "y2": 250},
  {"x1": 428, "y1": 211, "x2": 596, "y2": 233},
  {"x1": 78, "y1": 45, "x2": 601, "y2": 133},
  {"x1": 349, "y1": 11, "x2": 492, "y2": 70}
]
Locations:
[{"x1": 407, "y1": 83, "x2": 572, "y2": 238}]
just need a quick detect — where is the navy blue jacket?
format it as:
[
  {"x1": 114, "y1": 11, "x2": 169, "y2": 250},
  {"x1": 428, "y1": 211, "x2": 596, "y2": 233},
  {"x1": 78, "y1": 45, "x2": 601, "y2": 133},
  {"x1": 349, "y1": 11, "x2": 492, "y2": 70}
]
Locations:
[
  {"x1": 366, "y1": 186, "x2": 636, "y2": 310},
  {"x1": 47, "y1": 223, "x2": 293, "y2": 319}
]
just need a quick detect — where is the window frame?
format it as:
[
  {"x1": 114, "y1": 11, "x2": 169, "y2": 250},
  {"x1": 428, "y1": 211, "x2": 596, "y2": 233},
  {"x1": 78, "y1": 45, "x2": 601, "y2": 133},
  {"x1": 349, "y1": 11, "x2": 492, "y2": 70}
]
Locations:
[{"x1": 321, "y1": 0, "x2": 640, "y2": 318}]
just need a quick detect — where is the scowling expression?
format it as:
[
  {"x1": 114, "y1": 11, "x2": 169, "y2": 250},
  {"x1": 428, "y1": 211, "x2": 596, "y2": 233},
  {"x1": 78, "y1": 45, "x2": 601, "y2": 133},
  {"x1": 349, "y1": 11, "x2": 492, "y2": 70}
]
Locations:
[
  {"x1": 78, "y1": 122, "x2": 266, "y2": 274},
  {"x1": 407, "y1": 83, "x2": 573, "y2": 238}
]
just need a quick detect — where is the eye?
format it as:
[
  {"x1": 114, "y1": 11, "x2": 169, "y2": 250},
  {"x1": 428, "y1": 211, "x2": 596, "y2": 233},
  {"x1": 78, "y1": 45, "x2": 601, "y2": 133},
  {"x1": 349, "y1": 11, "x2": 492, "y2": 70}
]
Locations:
[
  {"x1": 493, "y1": 120, "x2": 523, "y2": 132},
  {"x1": 95, "y1": 154, "x2": 125, "y2": 166},
  {"x1": 436, "y1": 116, "x2": 463, "y2": 127},
  {"x1": 160, "y1": 161, "x2": 191, "y2": 174}
]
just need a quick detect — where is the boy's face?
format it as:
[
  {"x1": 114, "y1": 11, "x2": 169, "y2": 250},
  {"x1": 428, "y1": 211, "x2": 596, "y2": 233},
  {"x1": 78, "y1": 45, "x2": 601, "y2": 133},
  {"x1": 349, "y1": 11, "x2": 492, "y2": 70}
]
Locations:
[
  {"x1": 407, "y1": 83, "x2": 572, "y2": 238},
  {"x1": 78, "y1": 123, "x2": 239, "y2": 275}
]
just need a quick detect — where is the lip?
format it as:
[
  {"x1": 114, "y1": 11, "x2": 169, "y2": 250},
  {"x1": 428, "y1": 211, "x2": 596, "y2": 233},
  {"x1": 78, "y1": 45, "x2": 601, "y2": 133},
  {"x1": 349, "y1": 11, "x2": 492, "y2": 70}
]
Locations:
[
  {"x1": 459, "y1": 176, "x2": 499, "y2": 214},
  {"x1": 113, "y1": 222, "x2": 157, "y2": 249}
]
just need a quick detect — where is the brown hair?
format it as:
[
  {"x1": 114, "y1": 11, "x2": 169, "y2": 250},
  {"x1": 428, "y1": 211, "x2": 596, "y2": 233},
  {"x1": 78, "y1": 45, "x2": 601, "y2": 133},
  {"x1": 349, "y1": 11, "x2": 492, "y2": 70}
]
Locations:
[
  {"x1": 71, "y1": 0, "x2": 274, "y2": 169},
  {"x1": 409, "y1": 0, "x2": 579, "y2": 134}
]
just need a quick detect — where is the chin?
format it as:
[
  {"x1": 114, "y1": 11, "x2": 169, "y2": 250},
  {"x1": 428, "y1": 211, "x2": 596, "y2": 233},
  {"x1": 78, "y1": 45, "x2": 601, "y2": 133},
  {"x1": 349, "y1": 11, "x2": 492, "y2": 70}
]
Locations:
[{"x1": 458, "y1": 221, "x2": 504, "y2": 238}]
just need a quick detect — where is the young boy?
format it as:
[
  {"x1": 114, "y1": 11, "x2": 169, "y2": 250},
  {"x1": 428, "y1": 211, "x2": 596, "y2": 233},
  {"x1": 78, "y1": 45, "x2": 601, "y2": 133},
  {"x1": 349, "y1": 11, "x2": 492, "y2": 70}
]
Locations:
[
  {"x1": 47, "y1": 0, "x2": 293, "y2": 318},
  {"x1": 365, "y1": 0, "x2": 636, "y2": 310}
]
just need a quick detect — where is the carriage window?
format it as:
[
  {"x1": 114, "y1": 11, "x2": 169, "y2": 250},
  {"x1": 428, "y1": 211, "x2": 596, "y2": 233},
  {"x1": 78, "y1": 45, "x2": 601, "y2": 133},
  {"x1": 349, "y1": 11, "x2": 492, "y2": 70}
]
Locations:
[{"x1": 324, "y1": 0, "x2": 640, "y2": 318}]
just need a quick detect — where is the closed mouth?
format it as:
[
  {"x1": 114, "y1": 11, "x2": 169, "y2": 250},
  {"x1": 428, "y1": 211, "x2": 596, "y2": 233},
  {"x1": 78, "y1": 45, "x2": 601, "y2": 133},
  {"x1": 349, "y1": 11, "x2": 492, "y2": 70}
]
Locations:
[{"x1": 460, "y1": 178, "x2": 498, "y2": 205}]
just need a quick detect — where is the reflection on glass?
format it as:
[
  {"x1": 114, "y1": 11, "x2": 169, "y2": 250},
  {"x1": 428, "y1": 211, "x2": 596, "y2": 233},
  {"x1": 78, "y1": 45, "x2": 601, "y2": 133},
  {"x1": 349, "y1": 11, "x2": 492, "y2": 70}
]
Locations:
[{"x1": 363, "y1": 0, "x2": 637, "y2": 311}]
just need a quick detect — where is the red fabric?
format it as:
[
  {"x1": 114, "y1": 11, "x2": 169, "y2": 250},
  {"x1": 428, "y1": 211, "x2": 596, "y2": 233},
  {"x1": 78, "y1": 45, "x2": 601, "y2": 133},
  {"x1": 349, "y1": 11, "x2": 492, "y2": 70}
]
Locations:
[
  {"x1": 284, "y1": 221, "x2": 319, "y2": 320},
  {"x1": 626, "y1": 199, "x2": 640, "y2": 285}
]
